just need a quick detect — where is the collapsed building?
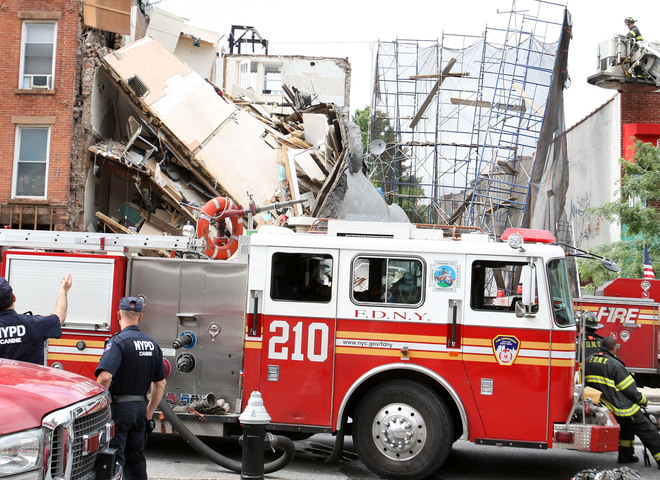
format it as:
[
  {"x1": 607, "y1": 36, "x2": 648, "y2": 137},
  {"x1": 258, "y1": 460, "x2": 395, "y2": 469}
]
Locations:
[{"x1": 86, "y1": 35, "x2": 405, "y2": 242}]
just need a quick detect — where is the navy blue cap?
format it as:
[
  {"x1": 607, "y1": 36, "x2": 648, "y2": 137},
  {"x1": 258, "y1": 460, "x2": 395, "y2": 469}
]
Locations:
[
  {"x1": 0, "y1": 278, "x2": 13, "y2": 302},
  {"x1": 119, "y1": 296, "x2": 143, "y2": 312}
]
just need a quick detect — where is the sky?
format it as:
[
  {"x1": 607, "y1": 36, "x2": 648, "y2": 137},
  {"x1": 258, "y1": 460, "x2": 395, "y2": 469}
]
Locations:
[{"x1": 155, "y1": 0, "x2": 659, "y2": 128}]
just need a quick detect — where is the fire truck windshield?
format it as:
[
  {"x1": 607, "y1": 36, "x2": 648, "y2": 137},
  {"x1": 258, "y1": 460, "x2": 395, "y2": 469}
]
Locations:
[{"x1": 547, "y1": 258, "x2": 575, "y2": 327}]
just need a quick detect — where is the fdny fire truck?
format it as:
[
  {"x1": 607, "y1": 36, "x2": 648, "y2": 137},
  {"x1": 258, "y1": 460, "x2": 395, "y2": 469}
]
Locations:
[
  {"x1": 575, "y1": 278, "x2": 660, "y2": 388},
  {"x1": 0, "y1": 219, "x2": 618, "y2": 479}
]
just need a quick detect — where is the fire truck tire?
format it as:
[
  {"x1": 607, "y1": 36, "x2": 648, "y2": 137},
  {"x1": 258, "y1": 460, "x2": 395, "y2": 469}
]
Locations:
[{"x1": 353, "y1": 380, "x2": 453, "y2": 480}]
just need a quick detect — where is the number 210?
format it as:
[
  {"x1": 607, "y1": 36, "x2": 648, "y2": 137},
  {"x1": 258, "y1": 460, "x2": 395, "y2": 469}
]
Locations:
[{"x1": 268, "y1": 320, "x2": 329, "y2": 362}]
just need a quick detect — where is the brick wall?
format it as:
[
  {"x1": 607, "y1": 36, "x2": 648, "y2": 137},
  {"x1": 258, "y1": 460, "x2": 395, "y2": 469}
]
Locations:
[
  {"x1": 0, "y1": 0, "x2": 80, "y2": 229},
  {"x1": 620, "y1": 91, "x2": 660, "y2": 158}
]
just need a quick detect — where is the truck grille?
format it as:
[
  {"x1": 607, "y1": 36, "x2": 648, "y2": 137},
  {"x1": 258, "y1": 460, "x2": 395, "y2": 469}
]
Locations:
[{"x1": 45, "y1": 391, "x2": 113, "y2": 480}]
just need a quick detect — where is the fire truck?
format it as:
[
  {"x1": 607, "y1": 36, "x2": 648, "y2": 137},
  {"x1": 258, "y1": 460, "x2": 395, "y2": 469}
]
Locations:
[
  {"x1": 0, "y1": 220, "x2": 618, "y2": 480},
  {"x1": 575, "y1": 278, "x2": 660, "y2": 388}
]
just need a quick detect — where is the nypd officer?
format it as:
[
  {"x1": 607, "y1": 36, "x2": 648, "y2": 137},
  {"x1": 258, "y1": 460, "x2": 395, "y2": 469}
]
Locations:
[
  {"x1": 95, "y1": 296, "x2": 166, "y2": 480},
  {"x1": 0, "y1": 274, "x2": 72, "y2": 364}
]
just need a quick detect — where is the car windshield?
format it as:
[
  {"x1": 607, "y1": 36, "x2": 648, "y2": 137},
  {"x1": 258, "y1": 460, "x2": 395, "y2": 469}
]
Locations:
[{"x1": 547, "y1": 258, "x2": 575, "y2": 327}]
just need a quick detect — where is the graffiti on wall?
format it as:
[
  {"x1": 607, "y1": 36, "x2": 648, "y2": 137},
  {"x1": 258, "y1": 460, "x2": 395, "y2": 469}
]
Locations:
[{"x1": 568, "y1": 194, "x2": 602, "y2": 250}]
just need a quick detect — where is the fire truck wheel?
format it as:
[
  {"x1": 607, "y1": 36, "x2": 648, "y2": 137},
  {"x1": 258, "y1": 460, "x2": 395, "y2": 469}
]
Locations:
[{"x1": 353, "y1": 380, "x2": 453, "y2": 480}]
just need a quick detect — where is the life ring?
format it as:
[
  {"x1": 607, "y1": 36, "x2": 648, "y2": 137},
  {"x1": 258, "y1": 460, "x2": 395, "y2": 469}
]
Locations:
[{"x1": 196, "y1": 197, "x2": 243, "y2": 260}]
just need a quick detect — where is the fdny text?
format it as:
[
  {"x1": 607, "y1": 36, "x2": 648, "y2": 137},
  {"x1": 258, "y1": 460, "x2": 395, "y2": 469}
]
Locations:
[{"x1": 354, "y1": 309, "x2": 429, "y2": 321}]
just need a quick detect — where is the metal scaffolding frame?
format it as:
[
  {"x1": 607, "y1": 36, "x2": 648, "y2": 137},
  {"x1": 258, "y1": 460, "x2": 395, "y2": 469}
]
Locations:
[{"x1": 368, "y1": 0, "x2": 566, "y2": 237}]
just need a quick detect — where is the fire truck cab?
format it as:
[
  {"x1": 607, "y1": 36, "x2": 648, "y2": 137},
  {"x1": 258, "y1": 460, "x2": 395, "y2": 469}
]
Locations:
[{"x1": 0, "y1": 222, "x2": 617, "y2": 480}]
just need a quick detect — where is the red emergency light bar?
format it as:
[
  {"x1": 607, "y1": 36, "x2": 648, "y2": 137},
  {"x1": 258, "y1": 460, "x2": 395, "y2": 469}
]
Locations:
[{"x1": 501, "y1": 228, "x2": 556, "y2": 244}]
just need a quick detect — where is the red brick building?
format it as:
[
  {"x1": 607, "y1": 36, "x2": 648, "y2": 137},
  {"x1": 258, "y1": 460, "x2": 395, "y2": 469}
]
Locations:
[{"x1": 0, "y1": 0, "x2": 82, "y2": 229}]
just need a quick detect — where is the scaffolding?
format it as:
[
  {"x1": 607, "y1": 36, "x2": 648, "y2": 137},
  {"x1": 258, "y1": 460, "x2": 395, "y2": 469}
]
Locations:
[{"x1": 368, "y1": 0, "x2": 567, "y2": 237}]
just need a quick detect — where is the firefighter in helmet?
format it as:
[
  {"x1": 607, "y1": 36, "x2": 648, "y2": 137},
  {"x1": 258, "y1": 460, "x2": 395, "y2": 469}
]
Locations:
[
  {"x1": 579, "y1": 311, "x2": 604, "y2": 361},
  {"x1": 586, "y1": 336, "x2": 660, "y2": 467},
  {"x1": 625, "y1": 17, "x2": 643, "y2": 42}
]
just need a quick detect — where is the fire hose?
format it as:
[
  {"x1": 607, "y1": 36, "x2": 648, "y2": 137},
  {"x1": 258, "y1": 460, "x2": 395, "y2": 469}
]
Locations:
[{"x1": 157, "y1": 397, "x2": 296, "y2": 473}]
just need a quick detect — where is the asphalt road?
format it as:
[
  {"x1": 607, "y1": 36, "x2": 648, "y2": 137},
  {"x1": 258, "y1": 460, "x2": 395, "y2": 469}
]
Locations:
[{"x1": 146, "y1": 432, "x2": 660, "y2": 480}]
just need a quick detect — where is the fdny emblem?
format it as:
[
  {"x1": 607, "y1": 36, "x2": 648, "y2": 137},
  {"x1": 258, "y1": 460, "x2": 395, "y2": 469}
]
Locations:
[{"x1": 492, "y1": 335, "x2": 520, "y2": 366}]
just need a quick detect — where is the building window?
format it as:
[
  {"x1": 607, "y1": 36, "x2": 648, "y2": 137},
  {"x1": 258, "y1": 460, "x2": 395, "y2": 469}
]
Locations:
[
  {"x1": 263, "y1": 65, "x2": 282, "y2": 95},
  {"x1": 352, "y1": 256, "x2": 423, "y2": 305},
  {"x1": 20, "y1": 22, "x2": 56, "y2": 89},
  {"x1": 13, "y1": 126, "x2": 50, "y2": 198}
]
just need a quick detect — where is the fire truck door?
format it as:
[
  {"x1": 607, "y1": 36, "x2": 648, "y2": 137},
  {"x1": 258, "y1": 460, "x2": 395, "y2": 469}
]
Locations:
[
  {"x1": 462, "y1": 256, "x2": 551, "y2": 443},
  {"x1": 260, "y1": 248, "x2": 338, "y2": 426}
]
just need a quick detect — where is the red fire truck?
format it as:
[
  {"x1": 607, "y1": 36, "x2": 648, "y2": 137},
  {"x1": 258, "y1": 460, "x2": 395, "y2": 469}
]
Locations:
[
  {"x1": 0, "y1": 222, "x2": 618, "y2": 480},
  {"x1": 575, "y1": 277, "x2": 660, "y2": 388}
]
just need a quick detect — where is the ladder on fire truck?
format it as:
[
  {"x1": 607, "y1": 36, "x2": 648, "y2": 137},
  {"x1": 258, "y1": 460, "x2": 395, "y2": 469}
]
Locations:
[{"x1": 0, "y1": 229, "x2": 205, "y2": 254}]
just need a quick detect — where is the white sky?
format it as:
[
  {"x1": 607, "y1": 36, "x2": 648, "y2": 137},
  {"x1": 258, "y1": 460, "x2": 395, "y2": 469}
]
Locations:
[{"x1": 157, "y1": 0, "x2": 659, "y2": 128}]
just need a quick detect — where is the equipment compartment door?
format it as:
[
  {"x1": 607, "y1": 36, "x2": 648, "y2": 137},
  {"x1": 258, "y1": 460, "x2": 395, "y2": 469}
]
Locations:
[
  {"x1": 462, "y1": 256, "x2": 552, "y2": 443},
  {"x1": 260, "y1": 248, "x2": 338, "y2": 426}
]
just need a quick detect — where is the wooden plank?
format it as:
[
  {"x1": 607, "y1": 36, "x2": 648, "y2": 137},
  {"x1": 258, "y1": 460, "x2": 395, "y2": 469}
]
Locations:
[
  {"x1": 281, "y1": 147, "x2": 302, "y2": 217},
  {"x1": 409, "y1": 58, "x2": 457, "y2": 130},
  {"x1": 96, "y1": 211, "x2": 132, "y2": 234},
  {"x1": 292, "y1": 150, "x2": 325, "y2": 183}
]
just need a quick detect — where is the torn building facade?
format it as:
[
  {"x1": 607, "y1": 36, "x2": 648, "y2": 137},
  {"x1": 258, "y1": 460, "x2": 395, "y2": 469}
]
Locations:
[
  {"x1": 222, "y1": 54, "x2": 351, "y2": 115},
  {"x1": 89, "y1": 35, "x2": 401, "y2": 238}
]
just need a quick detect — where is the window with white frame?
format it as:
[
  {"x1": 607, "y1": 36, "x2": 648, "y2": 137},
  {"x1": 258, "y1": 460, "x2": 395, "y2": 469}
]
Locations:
[
  {"x1": 262, "y1": 64, "x2": 282, "y2": 94},
  {"x1": 13, "y1": 127, "x2": 50, "y2": 198},
  {"x1": 20, "y1": 22, "x2": 57, "y2": 89}
]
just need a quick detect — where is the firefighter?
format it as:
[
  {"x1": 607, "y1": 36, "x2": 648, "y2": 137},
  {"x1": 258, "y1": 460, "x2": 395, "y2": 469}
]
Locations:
[
  {"x1": 577, "y1": 311, "x2": 604, "y2": 363},
  {"x1": 95, "y1": 297, "x2": 166, "y2": 480},
  {"x1": 625, "y1": 17, "x2": 643, "y2": 42},
  {"x1": 585, "y1": 336, "x2": 660, "y2": 468},
  {"x1": 0, "y1": 274, "x2": 72, "y2": 365}
]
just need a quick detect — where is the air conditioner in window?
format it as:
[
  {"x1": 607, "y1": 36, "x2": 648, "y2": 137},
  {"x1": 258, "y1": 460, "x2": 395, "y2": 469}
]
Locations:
[{"x1": 23, "y1": 75, "x2": 53, "y2": 89}]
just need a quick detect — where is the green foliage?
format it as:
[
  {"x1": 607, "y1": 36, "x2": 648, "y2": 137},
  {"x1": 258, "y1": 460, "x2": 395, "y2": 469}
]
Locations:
[
  {"x1": 352, "y1": 106, "x2": 370, "y2": 152},
  {"x1": 582, "y1": 141, "x2": 660, "y2": 292},
  {"x1": 593, "y1": 141, "x2": 660, "y2": 239},
  {"x1": 576, "y1": 241, "x2": 651, "y2": 294}
]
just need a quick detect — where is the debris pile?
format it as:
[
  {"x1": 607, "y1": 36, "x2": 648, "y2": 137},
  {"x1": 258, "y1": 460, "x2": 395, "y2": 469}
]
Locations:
[{"x1": 87, "y1": 37, "x2": 377, "y2": 243}]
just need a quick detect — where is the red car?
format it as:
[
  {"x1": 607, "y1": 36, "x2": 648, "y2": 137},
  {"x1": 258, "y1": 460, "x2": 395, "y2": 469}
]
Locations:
[{"x1": 0, "y1": 359, "x2": 122, "y2": 480}]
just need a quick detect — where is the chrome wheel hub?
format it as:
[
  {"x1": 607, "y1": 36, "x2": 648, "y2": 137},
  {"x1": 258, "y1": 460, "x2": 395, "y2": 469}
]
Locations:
[{"x1": 371, "y1": 403, "x2": 425, "y2": 461}]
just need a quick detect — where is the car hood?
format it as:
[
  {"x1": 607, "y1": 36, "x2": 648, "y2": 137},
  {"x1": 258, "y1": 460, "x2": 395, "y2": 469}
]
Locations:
[{"x1": 0, "y1": 359, "x2": 106, "y2": 435}]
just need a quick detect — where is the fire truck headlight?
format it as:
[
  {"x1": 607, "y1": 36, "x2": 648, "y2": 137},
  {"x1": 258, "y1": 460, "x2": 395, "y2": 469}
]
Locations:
[
  {"x1": 507, "y1": 233, "x2": 524, "y2": 250},
  {"x1": 0, "y1": 428, "x2": 44, "y2": 477}
]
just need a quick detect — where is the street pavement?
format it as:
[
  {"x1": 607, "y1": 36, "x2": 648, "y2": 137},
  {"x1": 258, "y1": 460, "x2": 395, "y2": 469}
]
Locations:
[{"x1": 146, "y1": 389, "x2": 660, "y2": 480}]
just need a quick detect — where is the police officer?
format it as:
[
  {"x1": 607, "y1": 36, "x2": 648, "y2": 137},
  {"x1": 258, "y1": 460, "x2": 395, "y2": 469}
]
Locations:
[
  {"x1": 585, "y1": 336, "x2": 660, "y2": 468},
  {"x1": 578, "y1": 311, "x2": 604, "y2": 363},
  {"x1": 95, "y1": 297, "x2": 166, "y2": 480},
  {"x1": 0, "y1": 274, "x2": 72, "y2": 364}
]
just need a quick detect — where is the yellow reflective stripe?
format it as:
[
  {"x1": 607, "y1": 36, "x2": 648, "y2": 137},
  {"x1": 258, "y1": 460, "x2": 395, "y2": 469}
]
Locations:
[
  {"x1": 586, "y1": 375, "x2": 615, "y2": 388},
  {"x1": 619, "y1": 439, "x2": 635, "y2": 447},
  {"x1": 654, "y1": 452, "x2": 660, "y2": 461},
  {"x1": 617, "y1": 375, "x2": 635, "y2": 390},
  {"x1": 600, "y1": 398, "x2": 640, "y2": 417},
  {"x1": 640, "y1": 393, "x2": 647, "y2": 405}
]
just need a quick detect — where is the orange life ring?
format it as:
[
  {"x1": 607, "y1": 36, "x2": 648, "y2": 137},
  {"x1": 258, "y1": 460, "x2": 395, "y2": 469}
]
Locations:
[{"x1": 196, "y1": 197, "x2": 243, "y2": 260}]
